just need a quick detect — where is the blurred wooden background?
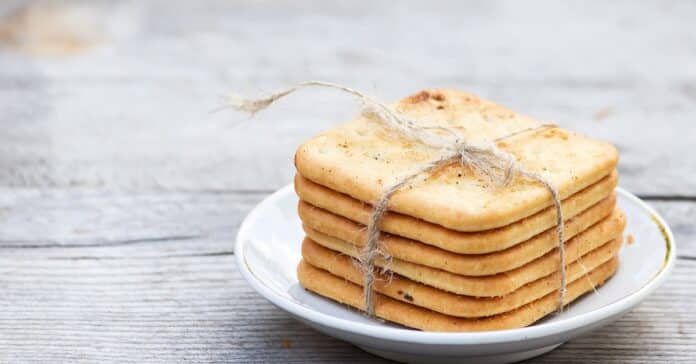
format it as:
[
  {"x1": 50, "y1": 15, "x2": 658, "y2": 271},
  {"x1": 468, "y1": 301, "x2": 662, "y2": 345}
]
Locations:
[{"x1": 0, "y1": 1, "x2": 694, "y2": 362}]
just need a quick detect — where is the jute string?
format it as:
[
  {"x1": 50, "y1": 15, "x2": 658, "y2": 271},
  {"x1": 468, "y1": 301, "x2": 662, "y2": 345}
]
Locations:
[{"x1": 228, "y1": 81, "x2": 567, "y2": 316}]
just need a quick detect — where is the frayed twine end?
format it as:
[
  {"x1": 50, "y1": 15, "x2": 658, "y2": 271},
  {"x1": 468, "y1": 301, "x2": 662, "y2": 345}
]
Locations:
[
  {"x1": 227, "y1": 87, "x2": 297, "y2": 116},
  {"x1": 227, "y1": 92, "x2": 272, "y2": 116}
]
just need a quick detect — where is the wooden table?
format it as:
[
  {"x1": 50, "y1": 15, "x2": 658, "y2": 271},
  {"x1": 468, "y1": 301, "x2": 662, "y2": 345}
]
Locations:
[{"x1": 0, "y1": 1, "x2": 694, "y2": 362}]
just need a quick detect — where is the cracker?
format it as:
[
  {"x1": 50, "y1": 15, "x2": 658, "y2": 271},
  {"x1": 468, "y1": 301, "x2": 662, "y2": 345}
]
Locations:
[
  {"x1": 305, "y1": 209, "x2": 625, "y2": 296},
  {"x1": 295, "y1": 171, "x2": 618, "y2": 254},
  {"x1": 297, "y1": 256, "x2": 618, "y2": 331},
  {"x1": 299, "y1": 193, "x2": 615, "y2": 275},
  {"x1": 306, "y1": 234, "x2": 622, "y2": 297},
  {"x1": 302, "y1": 238, "x2": 617, "y2": 318},
  {"x1": 295, "y1": 89, "x2": 618, "y2": 231}
]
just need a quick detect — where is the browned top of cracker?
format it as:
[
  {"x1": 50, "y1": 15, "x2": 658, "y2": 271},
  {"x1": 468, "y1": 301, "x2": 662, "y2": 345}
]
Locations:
[{"x1": 295, "y1": 89, "x2": 618, "y2": 231}]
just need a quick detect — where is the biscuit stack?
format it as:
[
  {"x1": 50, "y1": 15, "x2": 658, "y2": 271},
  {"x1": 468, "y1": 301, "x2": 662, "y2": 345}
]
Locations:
[{"x1": 294, "y1": 89, "x2": 624, "y2": 331}]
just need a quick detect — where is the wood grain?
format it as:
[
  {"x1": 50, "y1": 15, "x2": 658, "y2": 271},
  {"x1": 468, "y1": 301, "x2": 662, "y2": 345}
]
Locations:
[
  {"x1": 0, "y1": 190, "x2": 694, "y2": 363},
  {"x1": 0, "y1": 0, "x2": 694, "y2": 362},
  {"x1": 0, "y1": 244, "x2": 692, "y2": 364},
  {"x1": 0, "y1": 0, "x2": 694, "y2": 194}
]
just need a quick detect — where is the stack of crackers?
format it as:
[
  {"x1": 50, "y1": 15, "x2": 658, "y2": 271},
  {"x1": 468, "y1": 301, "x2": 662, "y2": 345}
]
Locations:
[{"x1": 294, "y1": 89, "x2": 623, "y2": 331}]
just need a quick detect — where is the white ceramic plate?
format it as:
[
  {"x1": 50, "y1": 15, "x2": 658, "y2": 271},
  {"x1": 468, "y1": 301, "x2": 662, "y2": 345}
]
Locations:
[{"x1": 236, "y1": 186, "x2": 675, "y2": 364}]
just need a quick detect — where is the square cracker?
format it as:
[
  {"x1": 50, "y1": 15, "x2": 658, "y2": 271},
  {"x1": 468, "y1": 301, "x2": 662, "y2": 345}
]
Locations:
[
  {"x1": 296, "y1": 171, "x2": 618, "y2": 254},
  {"x1": 302, "y1": 238, "x2": 618, "y2": 318},
  {"x1": 303, "y1": 209, "x2": 625, "y2": 297},
  {"x1": 297, "y1": 256, "x2": 618, "y2": 331},
  {"x1": 295, "y1": 89, "x2": 618, "y2": 231},
  {"x1": 299, "y1": 194, "x2": 616, "y2": 276}
]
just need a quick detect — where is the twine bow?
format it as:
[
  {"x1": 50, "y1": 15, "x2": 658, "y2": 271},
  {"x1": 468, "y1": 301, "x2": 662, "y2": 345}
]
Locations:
[{"x1": 228, "y1": 81, "x2": 567, "y2": 317}]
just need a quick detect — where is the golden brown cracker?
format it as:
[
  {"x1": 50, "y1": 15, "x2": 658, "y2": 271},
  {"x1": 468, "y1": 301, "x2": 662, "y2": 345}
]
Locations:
[
  {"x1": 302, "y1": 238, "x2": 618, "y2": 318},
  {"x1": 297, "y1": 256, "x2": 618, "y2": 331},
  {"x1": 305, "y1": 209, "x2": 625, "y2": 296},
  {"x1": 295, "y1": 89, "x2": 618, "y2": 232},
  {"x1": 295, "y1": 171, "x2": 618, "y2": 254},
  {"x1": 299, "y1": 194, "x2": 616, "y2": 275}
]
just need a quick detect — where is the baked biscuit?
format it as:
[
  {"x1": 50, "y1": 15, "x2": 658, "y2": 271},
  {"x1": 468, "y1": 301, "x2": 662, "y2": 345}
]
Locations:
[
  {"x1": 304, "y1": 209, "x2": 625, "y2": 296},
  {"x1": 299, "y1": 194, "x2": 616, "y2": 275},
  {"x1": 302, "y1": 238, "x2": 619, "y2": 318},
  {"x1": 295, "y1": 171, "x2": 617, "y2": 253},
  {"x1": 295, "y1": 89, "x2": 618, "y2": 231},
  {"x1": 297, "y1": 257, "x2": 618, "y2": 331}
]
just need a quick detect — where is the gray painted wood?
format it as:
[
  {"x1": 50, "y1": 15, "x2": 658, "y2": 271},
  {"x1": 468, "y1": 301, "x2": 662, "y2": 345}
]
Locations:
[
  {"x1": 0, "y1": 0, "x2": 694, "y2": 362},
  {"x1": 0, "y1": 234, "x2": 693, "y2": 364},
  {"x1": 0, "y1": 189, "x2": 693, "y2": 257},
  {"x1": 0, "y1": 0, "x2": 694, "y2": 194},
  {"x1": 0, "y1": 189, "x2": 694, "y2": 363}
]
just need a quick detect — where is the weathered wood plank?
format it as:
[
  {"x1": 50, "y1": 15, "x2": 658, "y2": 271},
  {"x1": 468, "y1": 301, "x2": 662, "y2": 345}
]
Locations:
[
  {"x1": 0, "y1": 190, "x2": 693, "y2": 362},
  {"x1": 0, "y1": 251, "x2": 692, "y2": 363},
  {"x1": 0, "y1": 0, "x2": 694, "y2": 194},
  {"x1": 0, "y1": 189, "x2": 693, "y2": 257},
  {"x1": 0, "y1": 188, "x2": 264, "y2": 253},
  {"x1": 0, "y1": 253, "x2": 390, "y2": 364}
]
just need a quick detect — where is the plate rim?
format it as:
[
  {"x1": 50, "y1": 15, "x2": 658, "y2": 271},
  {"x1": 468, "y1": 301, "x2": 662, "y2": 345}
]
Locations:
[{"x1": 235, "y1": 184, "x2": 676, "y2": 345}]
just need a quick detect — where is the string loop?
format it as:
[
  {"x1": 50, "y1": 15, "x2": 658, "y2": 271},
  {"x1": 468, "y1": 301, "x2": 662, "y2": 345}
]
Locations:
[{"x1": 228, "y1": 81, "x2": 567, "y2": 316}]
